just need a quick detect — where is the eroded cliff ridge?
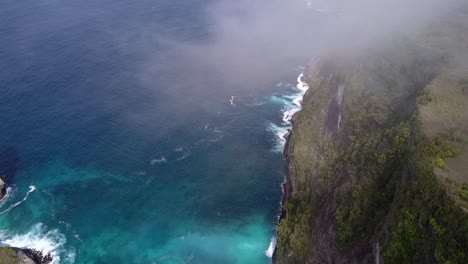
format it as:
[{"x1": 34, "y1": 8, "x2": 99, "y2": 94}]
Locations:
[{"x1": 275, "y1": 5, "x2": 468, "y2": 264}]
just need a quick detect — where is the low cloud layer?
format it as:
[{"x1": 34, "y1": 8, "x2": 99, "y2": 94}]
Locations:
[{"x1": 138, "y1": 0, "x2": 464, "y2": 96}]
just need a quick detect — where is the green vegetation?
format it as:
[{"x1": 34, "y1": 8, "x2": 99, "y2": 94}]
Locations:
[
  {"x1": 275, "y1": 25, "x2": 468, "y2": 262},
  {"x1": 335, "y1": 121, "x2": 414, "y2": 247},
  {"x1": 417, "y1": 90, "x2": 433, "y2": 105},
  {"x1": 275, "y1": 64, "x2": 336, "y2": 263},
  {"x1": 335, "y1": 116, "x2": 468, "y2": 263},
  {"x1": 444, "y1": 177, "x2": 468, "y2": 204},
  {"x1": 276, "y1": 193, "x2": 312, "y2": 263},
  {"x1": 0, "y1": 248, "x2": 19, "y2": 264},
  {"x1": 333, "y1": 46, "x2": 468, "y2": 262}
]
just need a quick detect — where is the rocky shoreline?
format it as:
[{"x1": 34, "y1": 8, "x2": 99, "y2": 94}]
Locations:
[
  {"x1": 272, "y1": 129, "x2": 293, "y2": 263},
  {"x1": 0, "y1": 176, "x2": 52, "y2": 264},
  {"x1": 272, "y1": 64, "x2": 315, "y2": 262},
  {"x1": 0, "y1": 247, "x2": 52, "y2": 264},
  {"x1": 0, "y1": 177, "x2": 7, "y2": 200}
]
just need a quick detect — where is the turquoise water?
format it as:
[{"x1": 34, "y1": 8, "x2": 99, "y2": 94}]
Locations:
[{"x1": 0, "y1": 0, "x2": 308, "y2": 263}]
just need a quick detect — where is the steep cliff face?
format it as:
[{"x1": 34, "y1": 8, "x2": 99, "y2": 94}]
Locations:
[
  {"x1": 275, "y1": 8, "x2": 468, "y2": 262},
  {"x1": 0, "y1": 177, "x2": 6, "y2": 200}
]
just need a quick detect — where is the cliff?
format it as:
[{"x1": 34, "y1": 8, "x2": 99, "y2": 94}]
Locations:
[
  {"x1": 275, "y1": 5, "x2": 468, "y2": 264},
  {"x1": 0, "y1": 177, "x2": 6, "y2": 200}
]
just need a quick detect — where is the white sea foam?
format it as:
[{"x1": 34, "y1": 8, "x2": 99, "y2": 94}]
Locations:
[
  {"x1": 174, "y1": 147, "x2": 185, "y2": 152},
  {"x1": 0, "y1": 223, "x2": 73, "y2": 264},
  {"x1": 267, "y1": 123, "x2": 289, "y2": 152},
  {"x1": 292, "y1": 96, "x2": 302, "y2": 107},
  {"x1": 265, "y1": 236, "x2": 277, "y2": 258},
  {"x1": 230, "y1": 96, "x2": 235, "y2": 106},
  {"x1": 267, "y1": 72, "x2": 310, "y2": 152},
  {"x1": 0, "y1": 186, "x2": 13, "y2": 208},
  {"x1": 177, "y1": 152, "x2": 191, "y2": 161},
  {"x1": 0, "y1": 186, "x2": 36, "y2": 215},
  {"x1": 209, "y1": 135, "x2": 224, "y2": 142},
  {"x1": 150, "y1": 156, "x2": 167, "y2": 165},
  {"x1": 282, "y1": 107, "x2": 300, "y2": 123},
  {"x1": 173, "y1": 147, "x2": 191, "y2": 160},
  {"x1": 296, "y1": 73, "x2": 310, "y2": 92}
]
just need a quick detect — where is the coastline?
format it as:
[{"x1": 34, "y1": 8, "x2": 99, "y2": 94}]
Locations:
[
  {"x1": 0, "y1": 247, "x2": 52, "y2": 264},
  {"x1": 272, "y1": 69, "x2": 312, "y2": 262},
  {"x1": 271, "y1": 131, "x2": 292, "y2": 262}
]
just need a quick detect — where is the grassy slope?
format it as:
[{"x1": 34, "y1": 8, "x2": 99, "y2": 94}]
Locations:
[
  {"x1": 419, "y1": 73, "x2": 468, "y2": 212},
  {"x1": 0, "y1": 248, "x2": 20, "y2": 264}
]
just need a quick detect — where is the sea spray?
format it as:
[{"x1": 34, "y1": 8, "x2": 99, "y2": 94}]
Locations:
[
  {"x1": 265, "y1": 72, "x2": 310, "y2": 257},
  {"x1": 0, "y1": 223, "x2": 74, "y2": 264},
  {"x1": 0, "y1": 186, "x2": 13, "y2": 208},
  {"x1": 0, "y1": 186, "x2": 36, "y2": 215},
  {"x1": 267, "y1": 72, "x2": 310, "y2": 153},
  {"x1": 265, "y1": 236, "x2": 277, "y2": 258}
]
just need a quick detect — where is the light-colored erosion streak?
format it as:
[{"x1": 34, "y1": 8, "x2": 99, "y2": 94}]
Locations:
[
  {"x1": 324, "y1": 74, "x2": 345, "y2": 137},
  {"x1": 337, "y1": 84, "x2": 345, "y2": 130}
]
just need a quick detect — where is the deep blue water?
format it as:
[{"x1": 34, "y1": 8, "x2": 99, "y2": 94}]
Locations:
[{"x1": 0, "y1": 1, "x2": 307, "y2": 263}]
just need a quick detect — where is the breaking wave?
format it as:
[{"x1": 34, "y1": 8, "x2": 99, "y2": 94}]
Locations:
[
  {"x1": 0, "y1": 186, "x2": 13, "y2": 208},
  {"x1": 0, "y1": 223, "x2": 75, "y2": 264},
  {"x1": 265, "y1": 236, "x2": 277, "y2": 258},
  {"x1": 267, "y1": 72, "x2": 310, "y2": 152}
]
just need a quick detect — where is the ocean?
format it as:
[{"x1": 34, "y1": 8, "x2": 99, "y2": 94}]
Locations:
[{"x1": 0, "y1": 0, "x2": 310, "y2": 263}]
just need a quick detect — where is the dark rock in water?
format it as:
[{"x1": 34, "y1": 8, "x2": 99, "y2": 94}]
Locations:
[
  {"x1": 0, "y1": 146, "x2": 20, "y2": 183},
  {"x1": 0, "y1": 177, "x2": 6, "y2": 200},
  {"x1": 20, "y1": 248, "x2": 53, "y2": 264},
  {"x1": 0, "y1": 247, "x2": 53, "y2": 264}
]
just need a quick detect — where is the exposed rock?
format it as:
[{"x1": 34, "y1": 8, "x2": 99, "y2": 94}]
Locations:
[
  {"x1": 16, "y1": 249, "x2": 37, "y2": 264},
  {"x1": 0, "y1": 177, "x2": 6, "y2": 200},
  {"x1": 0, "y1": 247, "x2": 53, "y2": 264}
]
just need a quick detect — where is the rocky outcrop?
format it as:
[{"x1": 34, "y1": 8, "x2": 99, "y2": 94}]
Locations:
[
  {"x1": 15, "y1": 249, "x2": 37, "y2": 264},
  {"x1": 0, "y1": 177, "x2": 6, "y2": 200},
  {"x1": 0, "y1": 247, "x2": 52, "y2": 264}
]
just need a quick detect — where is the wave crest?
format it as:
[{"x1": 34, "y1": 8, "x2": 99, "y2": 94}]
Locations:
[{"x1": 0, "y1": 223, "x2": 75, "y2": 264}]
